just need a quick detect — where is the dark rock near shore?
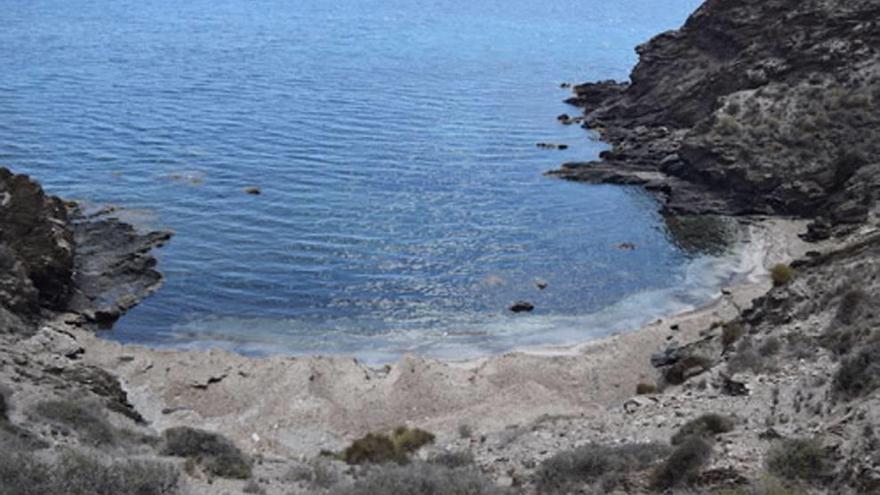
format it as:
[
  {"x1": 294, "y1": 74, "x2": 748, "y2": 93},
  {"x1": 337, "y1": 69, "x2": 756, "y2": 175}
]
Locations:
[
  {"x1": 0, "y1": 169, "x2": 74, "y2": 313},
  {"x1": 66, "y1": 209, "x2": 172, "y2": 328},
  {"x1": 0, "y1": 167, "x2": 173, "y2": 332}
]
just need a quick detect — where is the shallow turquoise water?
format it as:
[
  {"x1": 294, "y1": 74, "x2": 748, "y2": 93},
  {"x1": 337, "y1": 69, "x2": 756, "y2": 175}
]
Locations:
[{"x1": 0, "y1": 0, "x2": 725, "y2": 362}]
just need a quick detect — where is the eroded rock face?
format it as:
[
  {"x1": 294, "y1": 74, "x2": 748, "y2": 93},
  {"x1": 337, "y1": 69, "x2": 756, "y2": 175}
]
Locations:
[
  {"x1": 555, "y1": 0, "x2": 880, "y2": 232},
  {"x1": 0, "y1": 167, "x2": 173, "y2": 332},
  {"x1": 0, "y1": 169, "x2": 74, "y2": 326},
  {"x1": 66, "y1": 212, "x2": 172, "y2": 327}
]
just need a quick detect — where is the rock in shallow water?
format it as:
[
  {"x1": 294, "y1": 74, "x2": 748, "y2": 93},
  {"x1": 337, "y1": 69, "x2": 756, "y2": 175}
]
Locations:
[{"x1": 509, "y1": 301, "x2": 535, "y2": 313}]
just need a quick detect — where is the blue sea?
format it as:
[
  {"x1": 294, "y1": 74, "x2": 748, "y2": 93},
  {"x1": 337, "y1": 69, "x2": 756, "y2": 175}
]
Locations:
[{"x1": 0, "y1": 0, "x2": 746, "y2": 363}]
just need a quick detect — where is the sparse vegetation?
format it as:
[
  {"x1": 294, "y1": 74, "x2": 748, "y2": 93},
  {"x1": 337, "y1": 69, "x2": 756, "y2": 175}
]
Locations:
[
  {"x1": 650, "y1": 436, "x2": 712, "y2": 490},
  {"x1": 0, "y1": 449, "x2": 180, "y2": 495},
  {"x1": 342, "y1": 427, "x2": 435, "y2": 465},
  {"x1": 722, "y1": 322, "x2": 746, "y2": 348},
  {"x1": 835, "y1": 288, "x2": 866, "y2": 325},
  {"x1": 832, "y1": 341, "x2": 880, "y2": 400},
  {"x1": 765, "y1": 438, "x2": 831, "y2": 483},
  {"x1": 671, "y1": 413, "x2": 735, "y2": 445},
  {"x1": 715, "y1": 115, "x2": 742, "y2": 135},
  {"x1": 715, "y1": 474, "x2": 794, "y2": 495},
  {"x1": 242, "y1": 478, "x2": 266, "y2": 494},
  {"x1": 821, "y1": 325, "x2": 871, "y2": 356},
  {"x1": 770, "y1": 264, "x2": 795, "y2": 287},
  {"x1": 728, "y1": 339, "x2": 767, "y2": 375},
  {"x1": 636, "y1": 382, "x2": 658, "y2": 395},
  {"x1": 664, "y1": 355, "x2": 714, "y2": 385},
  {"x1": 429, "y1": 451, "x2": 475, "y2": 469},
  {"x1": 759, "y1": 337, "x2": 782, "y2": 357},
  {"x1": 160, "y1": 426, "x2": 252, "y2": 479},
  {"x1": 391, "y1": 426, "x2": 435, "y2": 453},
  {"x1": 284, "y1": 459, "x2": 339, "y2": 490},
  {"x1": 458, "y1": 423, "x2": 473, "y2": 439},
  {"x1": 535, "y1": 442, "x2": 670, "y2": 493},
  {"x1": 33, "y1": 400, "x2": 116, "y2": 446},
  {"x1": 331, "y1": 462, "x2": 503, "y2": 495}
]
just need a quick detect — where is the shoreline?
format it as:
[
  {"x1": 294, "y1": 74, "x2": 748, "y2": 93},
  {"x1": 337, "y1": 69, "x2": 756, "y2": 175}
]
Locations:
[
  {"x1": 65, "y1": 216, "x2": 812, "y2": 458},
  {"x1": 96, "y1": 212, "x2": 773, "y2": 367}
]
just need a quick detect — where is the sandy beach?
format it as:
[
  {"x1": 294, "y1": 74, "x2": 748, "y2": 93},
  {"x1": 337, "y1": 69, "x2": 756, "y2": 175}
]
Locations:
[{"x1": 60, "y1": 217, "x2": 812, "y2": 459}]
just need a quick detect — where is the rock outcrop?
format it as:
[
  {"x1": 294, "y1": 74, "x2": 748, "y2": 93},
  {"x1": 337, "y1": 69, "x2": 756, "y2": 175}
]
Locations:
[
  {"x1": 551, "y1": 0, "x2": 880, "y2": 238},
  {"x1": 543, "y1": 0, "x2": 880, "y2": 492},
  {"x1": 0, "y1": 168, "x2": 173, "y2": 334},
  {"x1": 0, "y1": 169, "x2": 74, "y2": 321}
]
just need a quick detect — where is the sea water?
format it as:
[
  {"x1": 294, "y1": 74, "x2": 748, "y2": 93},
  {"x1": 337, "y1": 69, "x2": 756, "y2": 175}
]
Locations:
[{"x1": 0, "y1": 0, "x2": 737, "y2": 363}]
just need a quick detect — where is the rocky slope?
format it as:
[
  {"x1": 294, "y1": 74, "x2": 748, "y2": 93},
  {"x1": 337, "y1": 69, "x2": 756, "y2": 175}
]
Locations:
[{"x1": 543, "y1": 0, "x2": 880, "y2": 492}]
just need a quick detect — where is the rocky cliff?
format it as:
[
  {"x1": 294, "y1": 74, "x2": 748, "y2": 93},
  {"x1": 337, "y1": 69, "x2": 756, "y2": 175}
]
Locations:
[
  {"x1": 0, "y1": 168, "x2": 172, "y2": 335},
  {"x1": 546, "y1": 0, "x2": 880, "y2": 492},
  {"x1": 553, "y1": 0, "x2": 880, "y2": 239}
]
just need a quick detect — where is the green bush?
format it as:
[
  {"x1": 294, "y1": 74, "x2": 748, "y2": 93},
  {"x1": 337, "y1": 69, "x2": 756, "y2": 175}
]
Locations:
[
  {"x1": 535, "y1": 442, "x2": 670, "y2": 493},
  {"x1": 342, "y1": 427, "x2": 435, "y2": 465},
  {"x1": 765, "y1": 438, "x2": 831, "y2": 482},
  {"x1": 343, "y1": 433, "x2": 406, "y2": 465},
  {"x1": 0, "y1": 449, "x2": 180, "y2": 495},
  {"x1": 331, "y1": 462, "x2": 503, "y2": 495},
  {"x1": 671, "y1": 413, "x2": 735, "y2": 445},
  {"x1": 33, "y1": 400, "x2": 116, "y2": 446},
  {"x1": 650, "y1": 436, "x2": 712, "y2": 490},
  {"x1": 636, "y1": 382, "x2": 658, "y2": 395},
  {"x1": 769, "y1": 264, "x2": 795, "y2": 287},
  {"x1": 391, "y1": 426, "x2": 435, "y2": 454},
  {"x1": 833, "y1": 341, "x2": 880, "y2": 400},
  {"x1": 160, "y1": 426, "x2": 252, "y2": 479}
]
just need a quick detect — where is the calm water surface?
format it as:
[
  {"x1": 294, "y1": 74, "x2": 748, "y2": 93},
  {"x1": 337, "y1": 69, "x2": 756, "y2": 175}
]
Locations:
[{"x1": 0, "y1": 0, "x2": 736, "y2": 362}]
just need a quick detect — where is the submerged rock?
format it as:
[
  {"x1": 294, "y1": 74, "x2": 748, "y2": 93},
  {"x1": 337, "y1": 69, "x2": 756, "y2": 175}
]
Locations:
[
  {"x1": 509, "y1": 301, "x2": 535, "y2": 313},
  {"x1": 536, "y1": 143, "x2": 568, "y2": 150}
]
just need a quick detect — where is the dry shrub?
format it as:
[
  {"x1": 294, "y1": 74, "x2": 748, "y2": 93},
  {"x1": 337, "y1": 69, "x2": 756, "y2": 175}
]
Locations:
[
  {"x1": 331, "y1": 462, "x2": 503, "y2": 495},
  {"x1": 765, "y1": 438, "x2": 831, "y2": 483},
  {"x1": 650, "y1": 436, "x2": 712, "y2": 490},
  {"x1": 0, "y1": 449, "x2": 180, "y2": 495},
  {"x1": 833, "y1": 341, "x2": 880, "y2": 400},
  {"x1": 535, "y1": 442, "x2": 670, "y2": 493},
  {"x1": 160, "y1": 426, "x2": 252, "y2": 479},
  {"x1": 671, "y1": 413, "x2": 735, "y2": 445},
  {"x1": 33, "y1": 400, "x2": 116, "y2": 446}
]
